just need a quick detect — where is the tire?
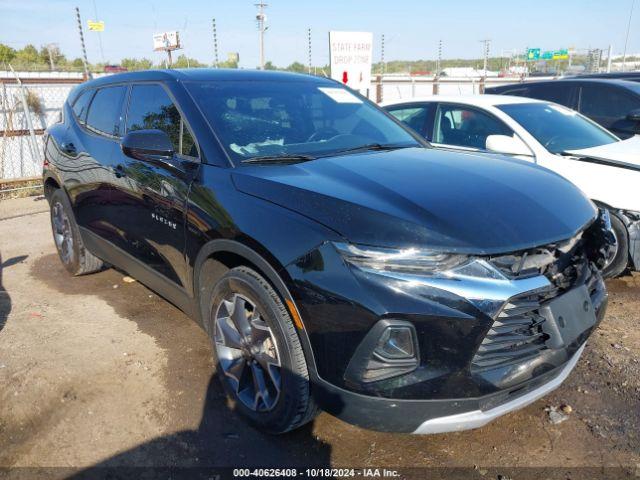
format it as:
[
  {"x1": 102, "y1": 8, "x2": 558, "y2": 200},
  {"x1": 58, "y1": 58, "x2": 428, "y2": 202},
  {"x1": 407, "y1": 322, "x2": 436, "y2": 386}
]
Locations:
[
  {"x1": 207, "y1": 266, "x2": 317, "y2": 434},
  {"x1": 602, "y1": 211, "x2": 629, "y2": 279},
  {"x1": 49, "y1": 188, "x2": 103, "y2": 276}
]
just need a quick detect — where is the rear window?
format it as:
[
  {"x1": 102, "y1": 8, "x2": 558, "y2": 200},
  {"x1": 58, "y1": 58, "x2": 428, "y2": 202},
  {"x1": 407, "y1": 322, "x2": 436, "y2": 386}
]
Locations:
[
  {"x1": 71, "y1": 89, "x2": 94, "y2": 124},
  {"x1": 86, "y1": 86, "x2": 127, "y2": 137}
]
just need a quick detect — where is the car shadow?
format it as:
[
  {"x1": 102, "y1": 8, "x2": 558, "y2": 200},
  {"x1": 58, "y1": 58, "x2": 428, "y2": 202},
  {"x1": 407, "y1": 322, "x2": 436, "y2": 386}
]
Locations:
[
  {"x1": 68, "y1": 372, "x2": 335, "y2": 478},
  {"x1": 0, "y1": 254, "x2": 28, "y2": 333},
  {"x1": 26, "y1": 254, "x2": 337, "y2": 476}
]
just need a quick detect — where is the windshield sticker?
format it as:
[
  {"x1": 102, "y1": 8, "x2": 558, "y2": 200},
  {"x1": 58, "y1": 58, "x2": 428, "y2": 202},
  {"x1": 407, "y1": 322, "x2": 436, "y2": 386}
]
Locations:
[
  {"x1": 230, "y1": 138, "x2": 284, "y2": 156},
  {"x1": 318, "y1": 87, "x2": 363, "y2": 104}
]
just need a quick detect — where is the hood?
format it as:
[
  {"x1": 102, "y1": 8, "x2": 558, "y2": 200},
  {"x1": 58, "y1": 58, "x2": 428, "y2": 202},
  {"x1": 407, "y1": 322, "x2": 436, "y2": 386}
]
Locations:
[
  {"x1": 565, "y1": 136, "x2": 640, "y2": 171},
  {"x1": 232, "y1": 148, "x2": 596, "y2": 254}
]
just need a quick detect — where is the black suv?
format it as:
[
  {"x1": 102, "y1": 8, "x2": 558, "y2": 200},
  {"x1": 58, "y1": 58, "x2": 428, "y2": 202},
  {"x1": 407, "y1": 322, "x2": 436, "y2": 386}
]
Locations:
[
  {"x1": 44, "y1": 69, "x2": 611, "y2": 434},
  {"x1": 486, "y1": 78, "x2": 640, "y2": 139}
]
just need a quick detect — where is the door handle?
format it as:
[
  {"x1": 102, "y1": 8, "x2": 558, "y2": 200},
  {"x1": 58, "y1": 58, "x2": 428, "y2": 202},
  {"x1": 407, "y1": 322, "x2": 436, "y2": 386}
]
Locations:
[
  {"x1": 114, "y1": 164, "x2": 126, "y2": 178},
  {"x1": 60, "y1": 142, "x2": 77, "y2": 156}
]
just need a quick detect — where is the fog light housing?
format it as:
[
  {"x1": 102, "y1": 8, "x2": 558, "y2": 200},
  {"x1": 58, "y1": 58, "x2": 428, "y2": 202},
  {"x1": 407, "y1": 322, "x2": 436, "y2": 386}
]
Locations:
[
  {"x1": 345, "y1": 320, "x2": 419, "y2": 384},
  {"x1": 375, "y1": 326, "x2": 416, "y2": 359}
]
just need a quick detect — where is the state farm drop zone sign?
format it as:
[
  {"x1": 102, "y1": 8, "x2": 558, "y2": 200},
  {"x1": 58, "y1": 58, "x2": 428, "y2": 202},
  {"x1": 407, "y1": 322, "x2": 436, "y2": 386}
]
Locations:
[{"x1": 329, "y1": 31, "x2": 373, "y2": 94}]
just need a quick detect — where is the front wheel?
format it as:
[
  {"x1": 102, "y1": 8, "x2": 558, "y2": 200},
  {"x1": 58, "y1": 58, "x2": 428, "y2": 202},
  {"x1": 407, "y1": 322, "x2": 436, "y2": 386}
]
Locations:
[
  {"x1": 207, "y1": 266, "x2": 317, "y2": 434},
  {"x1": 602, "y1": 212, "x2": 629, "y2": 278}
]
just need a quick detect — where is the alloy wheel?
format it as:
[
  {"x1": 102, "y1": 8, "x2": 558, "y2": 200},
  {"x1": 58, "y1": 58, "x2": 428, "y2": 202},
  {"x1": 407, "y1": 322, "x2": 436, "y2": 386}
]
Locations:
[
  {"x1": 52, "y1": 201, "x2": 73, "y2": 264},
  {"x1": 603, "y1": 226, "x2": 619, "y2": 269},
  {"x1": 214, "y1": 293, "x2": 281, "y2": 412}
]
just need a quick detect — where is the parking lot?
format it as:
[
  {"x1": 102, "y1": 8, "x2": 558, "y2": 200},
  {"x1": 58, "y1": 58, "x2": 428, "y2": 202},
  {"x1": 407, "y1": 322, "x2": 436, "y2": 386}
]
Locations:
[{"x1": 0, "y1": 195, "x2": 638, "y2": 477}]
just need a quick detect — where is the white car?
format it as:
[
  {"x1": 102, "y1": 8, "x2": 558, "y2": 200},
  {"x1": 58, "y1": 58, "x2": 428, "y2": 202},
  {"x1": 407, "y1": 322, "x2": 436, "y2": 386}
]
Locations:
[{"x1": 382, "y1": 95, "x2": 640, "y2": 278}]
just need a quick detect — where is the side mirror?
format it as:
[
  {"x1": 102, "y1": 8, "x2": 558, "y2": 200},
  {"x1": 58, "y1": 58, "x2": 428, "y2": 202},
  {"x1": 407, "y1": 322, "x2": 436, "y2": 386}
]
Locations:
[
  {"x1": 121, "y1": 129, "x2": 174, "y2": 161},
  {"x1": 626, "y1": 109, "x2": 640, "y2": 122},
  {"x1": 485, "y1": 134, "x2": 533, "y2": 157}
]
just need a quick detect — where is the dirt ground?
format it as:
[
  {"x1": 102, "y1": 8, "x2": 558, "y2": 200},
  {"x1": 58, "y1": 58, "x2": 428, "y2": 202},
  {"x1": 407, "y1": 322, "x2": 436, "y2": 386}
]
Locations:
[{"x1": 1, "y1": 196, "x2": 639, "y2": 478}]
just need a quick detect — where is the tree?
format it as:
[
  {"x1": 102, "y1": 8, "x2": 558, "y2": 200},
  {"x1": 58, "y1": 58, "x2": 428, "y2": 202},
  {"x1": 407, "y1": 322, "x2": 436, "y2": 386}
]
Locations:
[
  {"x1": 38, "y1": 45, "x2": 67, "y2": 69},
  {"x1": 263, "y1": 61, "x2": 277, "y2": 70},
  {"x1": 217, "y1": 59, "x2": 238, "y2": 69},
  {"x1": 71, "y1": 58, "x2": 85, "y2": 69},
  {"x1": 285, "y1": 61, "x2": 306, "y2": 73},
  {"x1": 0, "y1": 43, "x2": 16, "y2": 64},
  {"x1": 171, "y1": 55, "x2": 206, "y2": 69},
  {"x1": 14, "y1": 44, "x2": 41, "y2": 66},
  {"x1": 121, "y1": 57, "x2": 153, "y2": 71}
]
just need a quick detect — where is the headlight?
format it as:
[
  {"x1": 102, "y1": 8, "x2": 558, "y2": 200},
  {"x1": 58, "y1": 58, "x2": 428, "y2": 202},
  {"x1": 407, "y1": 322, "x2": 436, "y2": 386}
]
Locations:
[
  {"x1": 333, "y1": 241, "x2": 546, "y2": 318},
  {"x1": 333, "y1": 242, "x2": 468, "y2": 275}
]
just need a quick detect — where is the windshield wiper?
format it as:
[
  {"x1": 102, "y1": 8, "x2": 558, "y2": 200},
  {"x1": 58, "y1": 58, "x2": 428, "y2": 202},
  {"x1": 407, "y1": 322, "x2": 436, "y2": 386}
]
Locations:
[
  {"x1": 241, "y1": 154, "x2": 316, "y2": 164},
  {"x1": 333, "y1": 143, "x2": 416, "y2": 155}
]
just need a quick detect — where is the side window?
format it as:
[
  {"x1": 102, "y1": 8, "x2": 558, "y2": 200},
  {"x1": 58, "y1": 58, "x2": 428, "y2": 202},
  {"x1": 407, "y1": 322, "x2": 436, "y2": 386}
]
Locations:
[
  {"x1": 85, "y1": 86, "x2": 127, "y2": 137},
  {"x1": 126, "y1": 84, "x2": 197, "y2": 158},
  {"x1": 527, "y1": 83, "x2": 573, "y2": 107},
  {"x1": 72, "y1": 89, "x2": 94, "y2": 124},
  {"x1": 498, "y1": 87, "x2": 529, "y2": 97},
  {"x1": 580, "y1": 85, "x2": 640, "y2": 118},
  {"x1": 386, "y1": 105, "x2": 429, "y2": 135},
  {"x1": 432, "y1": 104, "x2": 512, "y2": 149}
]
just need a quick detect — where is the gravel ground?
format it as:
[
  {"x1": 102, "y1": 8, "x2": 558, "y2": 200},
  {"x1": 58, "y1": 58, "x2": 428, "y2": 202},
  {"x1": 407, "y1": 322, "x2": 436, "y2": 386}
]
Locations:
[{"x1": 0, "y1": 197, "x2": 639, "y2": 478}]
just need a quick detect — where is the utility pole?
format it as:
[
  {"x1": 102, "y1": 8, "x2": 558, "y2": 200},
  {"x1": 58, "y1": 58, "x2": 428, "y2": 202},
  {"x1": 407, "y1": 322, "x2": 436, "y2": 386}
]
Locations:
[
  {"x1": 622, "y1": 0, "x2": 636, "y2": 72},
  {"x1": 437, "y1": 39, "x2": 442, "y2": 76},
  {"x1": 255, "y1": 1, "x2": 268, "y2": 69},
  {"x1": 480, "y1": 39, "x2": 491, "y2": 77},
  {"x1": 46, "y1": 43, "x2": 57, "y2": 71},
  {"x1": 380, "y1": 34, "x2": 385, "y2": 74},
  {"x1": 308, "y1": 28, "x2": 312, "y2": 74},
  {"x1": 212, "y1": 18, "x2": 219, "y2": 67},
  {"x1": 607, "y1": 44, "x2": 613, "y2": 73},
  {"x1": 75, "y1": 7, "x2": 91, "y2": 79}
]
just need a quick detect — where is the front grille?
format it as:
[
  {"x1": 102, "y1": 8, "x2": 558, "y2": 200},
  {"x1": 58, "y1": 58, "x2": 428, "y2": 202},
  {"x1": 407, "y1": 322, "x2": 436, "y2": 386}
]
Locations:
[{"x1": 471, "y1": 218, "x2": 609, "y2": 372}]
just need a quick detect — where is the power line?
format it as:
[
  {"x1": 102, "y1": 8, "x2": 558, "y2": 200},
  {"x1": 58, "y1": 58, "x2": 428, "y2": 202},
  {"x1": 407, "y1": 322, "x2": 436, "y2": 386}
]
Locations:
[
  {"x1": 622, "y1": 0, "x2": 636, "y2": 72},
  {"x1": 91, "y1": 0, "x2": 105, "y2": 63}
]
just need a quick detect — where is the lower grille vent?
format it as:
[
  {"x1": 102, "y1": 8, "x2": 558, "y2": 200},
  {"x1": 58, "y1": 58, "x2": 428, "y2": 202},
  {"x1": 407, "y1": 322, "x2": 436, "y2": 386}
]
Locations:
[{"x1": 471, "y1": 289, "x2": 554, "y2": 370}]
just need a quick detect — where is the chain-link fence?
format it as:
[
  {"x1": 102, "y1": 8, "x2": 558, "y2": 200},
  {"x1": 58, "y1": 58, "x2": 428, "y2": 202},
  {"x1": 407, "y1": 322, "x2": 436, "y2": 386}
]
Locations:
[
  {"x1": 368, "y1": 75, "x2": 552, "y2": 104},
  {"x1": 0, "y1": 76, "x2": 82, "y2": 182}
]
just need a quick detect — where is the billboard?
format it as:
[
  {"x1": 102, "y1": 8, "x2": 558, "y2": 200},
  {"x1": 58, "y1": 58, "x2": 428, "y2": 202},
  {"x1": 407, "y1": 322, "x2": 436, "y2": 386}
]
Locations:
[
  {"x1": 153, "y1": 31, "x2": 181, "y2": 51},
  {"x1": 87, "y1": 20, "x2": 105, "y2": 32},
  {"x1": 329, "y1": 31, "x2": 373, "y2": 93}
]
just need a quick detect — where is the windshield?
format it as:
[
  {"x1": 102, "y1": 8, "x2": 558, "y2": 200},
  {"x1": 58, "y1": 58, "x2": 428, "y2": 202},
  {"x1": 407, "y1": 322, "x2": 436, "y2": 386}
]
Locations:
[
  {"x1": 186, "y1": 80, "x2": 420, "y2": 162},
  {"x1": 496, "y1": 102, "x2": 618, "y2": 154}
]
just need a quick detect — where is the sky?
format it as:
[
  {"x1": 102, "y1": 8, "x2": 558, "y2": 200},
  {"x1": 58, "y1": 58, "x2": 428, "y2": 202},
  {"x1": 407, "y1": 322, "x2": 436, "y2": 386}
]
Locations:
[{"x1": 1, "y1": 0, "x2": 638, "y2": 68}]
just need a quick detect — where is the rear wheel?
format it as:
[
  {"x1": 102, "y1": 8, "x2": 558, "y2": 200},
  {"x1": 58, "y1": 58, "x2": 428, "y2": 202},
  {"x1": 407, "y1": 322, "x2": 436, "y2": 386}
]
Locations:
[
  {"x1": 602, "y1": 211, "x2": 629, "y2": 278},
  {"x1": 207, "y1": 266, "x2": 317, "y2": 433},
  {"x1": 49, "y1": 189, "x2": 103, "y2": 276}
]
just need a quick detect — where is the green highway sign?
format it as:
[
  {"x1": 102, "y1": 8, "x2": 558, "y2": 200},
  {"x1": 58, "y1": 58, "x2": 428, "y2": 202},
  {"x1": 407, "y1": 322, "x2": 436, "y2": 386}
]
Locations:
[
  {"x1": 553, "y1": 49, "x2": 569, "y2": 60},
  {"x1": 537, "y1": 49, "x2": 569, "y2": 61},
  {"x1": 526, "y1": 48, "x2": 541, "y2": 61}
]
